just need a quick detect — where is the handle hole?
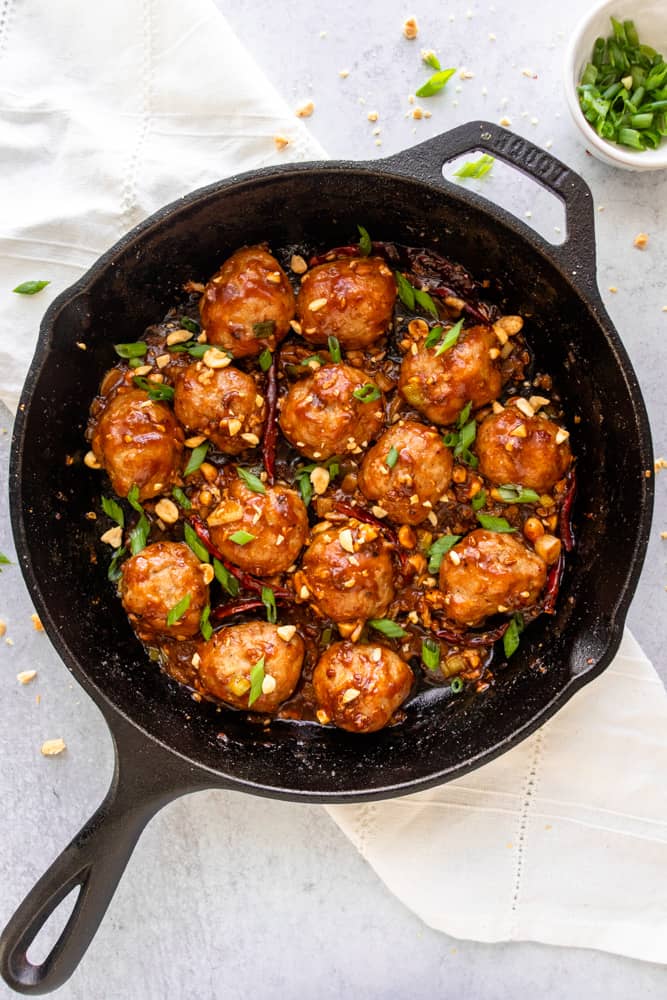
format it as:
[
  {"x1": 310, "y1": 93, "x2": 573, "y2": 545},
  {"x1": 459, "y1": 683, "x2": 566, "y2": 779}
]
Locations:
[
  {"x1": 26, "y1": 886, "x2": 81, "y2": 966},
  {"x1": 442, "y1": 152, "x2": 567, "y2": 246}
]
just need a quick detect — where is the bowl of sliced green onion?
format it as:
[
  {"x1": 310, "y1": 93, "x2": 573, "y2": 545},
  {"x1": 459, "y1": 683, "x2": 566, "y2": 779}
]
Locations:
[{"x1": 564, "y1": 0, "x2": 667, "y2": 169}]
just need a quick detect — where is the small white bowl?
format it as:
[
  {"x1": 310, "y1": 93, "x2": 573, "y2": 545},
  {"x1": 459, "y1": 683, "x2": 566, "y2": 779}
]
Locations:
[{"x1": 564, "y1": 0, "x2": 667, "y2": 170}]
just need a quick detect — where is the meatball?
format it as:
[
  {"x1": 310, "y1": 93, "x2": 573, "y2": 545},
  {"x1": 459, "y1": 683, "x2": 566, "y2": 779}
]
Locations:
[
  {"x1": 399, "y1": 324, "x2": 502, "y2": 426},
  {"x1": 197, "y1": 621, "x2": 304, "y2": 712},
  {"x1": 358, "y1": 420, "x2": 453, "y2": 525},
  {"x1": 476, "y1": 403, "x2": 572, "y2": 494},
  {"x1": 296, "y1": 519, "x2": 395, "y2": 629},
  {"x1": 207, "y1": 476, "x2": 309, "y2": 574},
  {"x1": 279, "y1": 363, "x2": 385, "y2": 460},
  {"x1": 296, "y1": 256, "x2": 396, "y2": 349},
  {"x1": 200, "y1": 245, "x2": 295, "y2": 359},
  {"x1": 91, "y1": 388, "x2": 184, "y2": 500},
  {"x1": 173, "y1": 362, "x2": 265, "y2": 454},
  {"x1": 439, "y1": 529, "x2": 547, "y2": 627},
  {"x1": 313, "y1": 641, "x2": 413, "y2": 733},
  {"x1": 120, "y1": 542, "x2": 209, "y2": 642}
]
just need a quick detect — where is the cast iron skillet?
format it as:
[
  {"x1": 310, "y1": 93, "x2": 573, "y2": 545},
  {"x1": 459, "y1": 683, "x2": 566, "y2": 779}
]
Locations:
[{"x1": 0, "y1": 122, "x2": 653, "y2": 994}]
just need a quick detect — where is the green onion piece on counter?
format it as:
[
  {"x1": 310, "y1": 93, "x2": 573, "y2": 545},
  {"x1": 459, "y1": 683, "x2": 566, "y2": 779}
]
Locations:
[
  {"x1": 114, "y1": 342, "x2": 147, "y2": 359},
  {"x1": 352, "y1": 383, "x2": 382, "y2": 403},
  {"x1": 423, "y1": 51, "x2": 441, "y2": 71},
  {"x1": 415, "y1": 67, "x2": 456, "y2": 97},
  {"x1": 424, "y1": 325, "x2": 444, "y2": 348},
  {"x1": 385, "y1": 446, "x2": 399, "y2": 469},
  {"x1": 237, "y1": 468, "x2": 267, "y2": 494},
  {"x1": 421, "y1": 638, "x2": 441, "y2": 672},
  {"x1": 183, "y1": 522, "x2": 210, "y2": 563},
  {"x1": 253, "y1": 320, "x2": 276, "y2": 338},
  {"x1": 427, "y1": 534, "x2": 461, "y2": 573},
  {"x1": 258, "y1": 348, "x2": 273, "y2": 372},
  {"x1": 128, "y1": 512, "x2": 150, "y2": 556},
  {"x1": 471, "y1": 488, "x2": 487, "y2": 512},
  {"x1": 127, "y1": 484, "x2": 143, "y2": 515},
  {"x1": 453, "y1": 154, "x2": 495, "y2": 179},
  {"x1": 327, "y1": 335, "x2": 342, "y2": 363},
  {"x1": 229, "y1": 530, "x2": 255, "y2": 546},
  {"x1": 107, "y1": 546, "x2": 127, "y2": 582},
  {"x1": 503, "y1": 613, "x2": 524, "y2": 659},
  {"x1": 183, "y1": 441, "x2": 209, "y2": 477},
  {"x1": 180, "y1": 316, "x2": 200, "y2": 335},
  {"x1": 132, "y1": 377, "x2": 175, "y2": 402},
  {"x1": 357, "y1": 224, "x2": 372, "y2": 256},
  {"x1": 368, "y1": 618, "x2": 408, "y2": 639},
  {"x1": 101, "y1": 496, "x2": 124, "y2": 527},
  {"x1": 0, "y1": 553, "x2": 11, "y2": 570},
  {"x1": 496, "y1": 484, "x2": 541, "y2": 504},
  {"x1": 171, "y1": 487, "x2": 192, "y2": 510},
  {"x1": 248, "y1": 656, "x2": 266, "y2": 707},
  {"x1": 261, "y1": 586, "x2": 277, "y2": 624},
  {"x1": 214, "y1": 558, "x2": 238, "y2": 595},
  {"x1": 434, "y1": 318, "x2": 464, "y2": 356},
  {"x1": 200, "y1": 604, "x2": 213, "y2": 642},
  {"x1": 166, "y1": 594, "x2": 191, "y2": 627},
  {"x1": 450, "y1": 676, "x2": 464, "y2": 694},
  {"x1": 476, "y1": 513, "x2": 516, "y2": 533},
  {"x1": 13, "y1": 280, "x2": 49, "y2": 295}
]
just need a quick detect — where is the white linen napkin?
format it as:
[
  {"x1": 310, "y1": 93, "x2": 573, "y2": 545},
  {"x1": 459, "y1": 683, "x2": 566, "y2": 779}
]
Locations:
[{"x1": 1, "y1": 0, "x2": 665, "y2": 967}]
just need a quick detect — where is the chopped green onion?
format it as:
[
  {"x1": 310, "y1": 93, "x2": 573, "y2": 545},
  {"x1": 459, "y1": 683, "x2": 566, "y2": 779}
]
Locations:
[
  {"x1": 368, "y1": 618, "x2": 408, "y2": 639},
  {"x1": 413, "y1": 287, "x2": 438, "y2": 317},
  {"x1": 180, "y1": 316, "x2": 200, "y2": 335},
  {"x1": 496, "y1": 484, "x2": 541, "y2": 504},
  {"x1": 132, "y1": 376, "x2": 175, "y2": 402},
  {"x1": 450, "y1": 676, "x2": 464, "y2": 694},
  {"x1": 421, "y1": 638, "x2": 441, "y2": 672},
  {"x1": 172, "y1": 487, "x2": 192, "y2": 510},
  {"x1": 300, "y1": 353, "x2": 325, "y2": 368},
  {"x1": 357, "y1": 224, "x2": 372, "y2": 256},
  {"x1": 295, "y1": 470, "x2": 313, "y2": 507},
  {"x1": 129, "y1": 357, "x2": 144, "y2": 369},
  {"x1": 229, "y1": 529, "x2": 255, "y2": 545},
  {"x1": 327, "y1": 335, "x2": 342, "y2": 363},
  {"x1": 114, "y1": 342, "x2": 148, "y2": 359},
  {"x1": 200, "y1": 604, "x2": 213, "y2": 642},
  {"x1": 183, "y1": 441, "x2": 209, "y2": 477},
  {"x1": 427, "y1": 534, "x2": 461, "y2": 573},
  {"x1": 352, "y1": 383, "x2": 382, "y2": 403},
  {"x1": 237, "y1": 468, "x2": 266, "y2": 494},
  {"x1": 0, "y1": 552, "x2": 11, "y2": 569},
  {"x1": 13, "y1": 280, "x2": 49, "y2": 295},
  {"x1": 423, "y1": 51, "x2": 441, "y2": 71},
  {"x1": 471, "y1": 488, "x2": 487, "y2": 512},
  {"x1": 395, "y1": 272, "x2": 438, "y2": 317},
  {"x1": 261, "y1": 586, "x2": 277, "y2": 624},
  {"x1": 101, "y1": 496, "x2": 124, "y2": 527},
  {"x1": 259, "y1": 348, "x2": 273, "y2": 372},
  {"x1": 127, "y1": 484, "x2": 143, "y2": 515},
  {"x1": 434, "y1": 318, "x2": 464, "y2": 356},
  {"x1": 453, "y1": 154, "x2": 495, "y2": 179},
  {"x1": 107, "y1": 546, "x2": 127, "y2": 582},
  {"x1": 415, "y1": 67, "x2": 456, "y2": 97},
  {"x1": 476, "y1": 513, "x2": 516, "y2": 533},
  {"x1": 424, "y1": 324, "x2": 444, "y2": 348},
  {"x1": 503, "y1": 613, "x2": 524, "y2": 659},
  {"x1": 320, "y1": 626, "x2": 333, "y2": 648},
  {"x1": 214, "y1": 557, "x2": 238, "y2": 595},
  {"x1": 253, "y1": 320, "x2": 276, "y2": 338},
  {"x1": 248, "y1": 656, "x2": 266, "y2": 707},
  {"x1": 458, "y1": 401, "x2": 472, "y2": 425},
  {"x1": 385, "y1": 446, "x2": 399, "y2": 469},
  {"x1": 128, "y1": 512, "x2": 150, "y2": 555},
  {"x1": 183, "y1": 521, "x2": 210, "y2": 563},
  {"x1": 166, "y1": 594, "x2": 191, "y2": 627}
]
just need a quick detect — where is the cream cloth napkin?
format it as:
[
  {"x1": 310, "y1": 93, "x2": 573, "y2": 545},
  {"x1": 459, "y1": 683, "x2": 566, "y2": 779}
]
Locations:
[{"x1": 1, "y1": 0, "x2": 665, "y2": 968}]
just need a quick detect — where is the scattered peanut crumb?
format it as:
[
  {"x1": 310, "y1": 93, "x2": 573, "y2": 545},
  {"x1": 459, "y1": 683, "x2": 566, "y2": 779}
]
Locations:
[
  {"x1": 660, "y1": 531, "x2": 667, "y2": 539},
  {"x1": 41, "y1": 738, "x2": 66, "y2": 757},
  {"x1": 296, "y1": 101, "x2": 315, "y2": 118},
  {"x1": 31, "y1": 613, "x2": 44, "y2": 632},
  {"x1": 521, "y1": 68, "x2": 536, "y2": 77},
  {"x1": 655, "y1": 457, "x2": 667, "y2": 472},
  {"x1": 633, "y1": 233, "x2": 649, "y2": 250},
  {"x1": 499, "y1": 116, "x2": 511, "y2": 126},
  {"x1": 598, "y1": 205, "x2": 605, "y2": 212},
  {"x1": 5, "y1": 637, "x2": 14, "y2": 646},
  {"x1": 608, "y1": 286, "x2": 618, "y2": 293},
  {"x1": 274, "y1": 135, "x2": 290, "y2": 151},
  {"x1": 412, "y1": 107, "x2": 424, "y2": 120},
  {"x1": 339, "y1": 68, "x2": 350, "y2": 78},
  {"x1": 489, "y1": 33, "x2": 496, "y2": 41},
  {"x1": 76, "y1": 342, "x2": 87, "y2": 351},
  {"x1": 459, "y1": 68, "x2": 474, "y2": 80},
  {"x1": 367, "y1": 111, "x2": 379, "y2": 122},
  {"x1": 403, "y1": 17, "x2": 418, "y2": 40},
  {"x1": 17, "y1": 670, "x2": 37, "y2": 685},
  {"x1": 421, "y1": 48, "x2": 437, "y2": 64},
  {"x1": 0, "y1": 620, "x2": 6, "y2": 638}
]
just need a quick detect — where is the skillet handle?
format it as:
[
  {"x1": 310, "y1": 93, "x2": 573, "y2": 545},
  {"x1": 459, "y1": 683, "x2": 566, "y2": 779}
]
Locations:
[
  {"x1": 383, "y1": 120, "x2": 597, "y2": 291},
  {"x1": 0, "y1": 715, "x2": 212, "y2": 995}
]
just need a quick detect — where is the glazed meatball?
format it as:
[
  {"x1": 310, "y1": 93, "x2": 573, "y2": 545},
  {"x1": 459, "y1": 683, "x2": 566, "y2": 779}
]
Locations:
[
  {"x1": 197, "y1": 621, "x2": 304, "y2": 712},
  {"x1": 439, "y1": 529, "x2": 547, "y2": 627},
  {"x1": 173, "y1": 362, "x2": 265, "y2": 454},
  {"x1": 279, "y1": 363, "x2": 385, "y2": 460},
  {"x1": 296, "y1": 256, "x2": 396, "y2": 349},
  {"x1": 313, "y1": 641, "x2": 413, "y2": 733},
  {"x1": 476, "y1": 403, "x2": 572, "y2": 494},
  {"x1": 207, "y1": 476, "x2": 309, "y2": 575},
  {"x1": 296, "y1": 519, "x2": 395, "y2": 629},
  {"x1": 358, "y1": 420, "x2": 453, "y2": 525},
  {"x1": 399, "y1": 324, "x2": 502, "y2": 426},
  {"x1": 200, "y1": 245, "x2": 295, "y2": 359},
  {"x1": 91, "y1": 388, "x2": 184, "y2": 500},
  {"x1": 120, "y1": 542, "x2": 209, "y2": 642}
]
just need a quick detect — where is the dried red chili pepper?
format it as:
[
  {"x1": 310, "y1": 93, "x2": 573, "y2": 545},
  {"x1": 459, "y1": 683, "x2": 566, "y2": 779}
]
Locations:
[
  {"x1": 543, "y1": 553, "x2": 565, "y2": 614},
  {"x1": 559, "y1": 467, "x2": 576, "y2": 553},
  {"x1": 263, "y1": 352, "x2": 279, "y2": 485},
  {"x1": 211, "y1": 599, "x2": 265, "y2": 621},
  {"x1": 434, "y1": 621, "x2": 510, "y2": 647}
]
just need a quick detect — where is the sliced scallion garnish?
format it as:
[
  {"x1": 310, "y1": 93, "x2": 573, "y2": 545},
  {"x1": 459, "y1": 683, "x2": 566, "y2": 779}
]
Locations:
[
  {"x1": 368, "y1": 618, "x2": 408, "y2": 639},
  {"x1": 183, "y1": 441, "x2": 209, "y2": 477},
  {"x1": 352, "y1": 383, "x2": 382, "y2": 403},
  {"x1": 357, "y1": 224, "x2": 372, "y2": 256},
  {"x1": 427, "y1": 534, "x2": 461, "y2": 573},
  {"x1": 476, "y1": 513, "x2": 516, "y2": 533},
  {"x1": 237, "y1": 468, "x2": 266, "y2": 494},
  {"x1": 166, "y1": 594, "x2": 191, "y2": 627},
  {"x1": 248, "y1": 656, "x2": 265, "y2": 707},
  {"x1": 421, "y1": 638, "x2": 441, "y2": 672},
  {"x1": 415, "y1": 67, "x2": 456, "y2": 98},
  {"x1": 228, "y1": 529, "x2": 255, "y2": 545},
  {"x1": 453, "y1": 154, "x2": 495, "y2": 179}
]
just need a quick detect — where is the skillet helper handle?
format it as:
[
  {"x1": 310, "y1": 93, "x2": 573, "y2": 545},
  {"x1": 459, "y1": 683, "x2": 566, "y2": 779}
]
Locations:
[
  {"x1": 386, "y1": 120, "x2": 597, "y2": 291},
  {"x1": 0, "y1": 718, "x2": 207, "y2": 995}
]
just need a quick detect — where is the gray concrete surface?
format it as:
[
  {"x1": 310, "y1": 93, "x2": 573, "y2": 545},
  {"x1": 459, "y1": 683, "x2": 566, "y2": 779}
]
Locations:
[{"x1": 1, "y1": 0, "x2": 666, "y2": 997}]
